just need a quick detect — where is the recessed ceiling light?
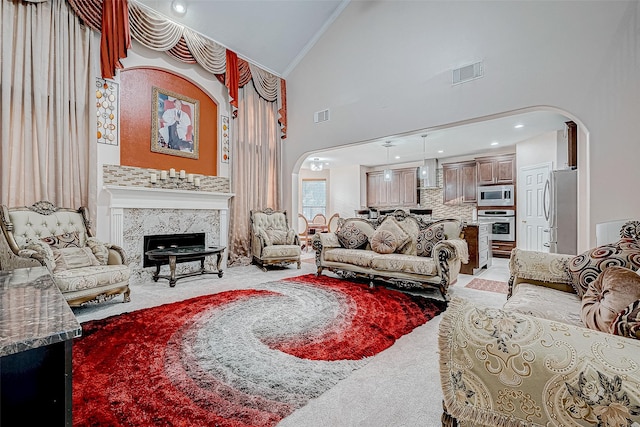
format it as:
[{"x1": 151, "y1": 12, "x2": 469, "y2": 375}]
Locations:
[
  {"x1": 514, "y1": 124, "x2": 524, "y2": 129},
  {"x1": 395, "y1": 155, "x2": 400, "y2": 159},
  {"x1": 171, "y1": 0, "x2": 187, "y2": 15},
  {"x1": 491, "y1": 141, "x2": 499, "y2": 146},
  {"x1": 438, "y1": 150, "x2": 444, "y2": 153}
]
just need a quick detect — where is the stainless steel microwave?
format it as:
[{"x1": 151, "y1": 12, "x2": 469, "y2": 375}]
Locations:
[{"x1": 477, "y1": 185, "x2": 514, "y2": 206}]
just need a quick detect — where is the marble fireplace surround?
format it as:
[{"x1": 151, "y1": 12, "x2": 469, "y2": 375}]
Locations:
[{"x1": 103, "y1": 185, "x2": 234, "y2": 286}]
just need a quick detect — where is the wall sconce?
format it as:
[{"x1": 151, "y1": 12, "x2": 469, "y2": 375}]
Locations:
[
  {"x1": 383, "y1": 141, "x2": 393, "y2": 182},
  {"x1": 310, "y1": 158, "x2": 323, "y2": 171}
]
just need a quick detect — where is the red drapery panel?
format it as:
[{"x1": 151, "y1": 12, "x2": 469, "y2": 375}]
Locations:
[
  {"x1": 225, "y1": 50, "x2": 239, "y2": 108},
  {"x1": 279, "y1": 79, "x2": 287, "y2": 139},
  {"x1": 100, "y1": 0, "x2": 131, "y2": 79}
]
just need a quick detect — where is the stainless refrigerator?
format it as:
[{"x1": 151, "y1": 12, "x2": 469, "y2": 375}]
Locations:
[{"x1": 543, "y1": 169, "x2": 578, "y2": 254}]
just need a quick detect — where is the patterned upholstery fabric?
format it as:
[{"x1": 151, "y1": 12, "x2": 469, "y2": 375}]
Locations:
[
  {"x1": 261, "y1": 245, "x2": 301, "y2": 259},
  {"x1": 440, "y1": 297, "x2": 640, "y2": 427},
  {"x1": 509, "y1": 248, "x2": 573, "y2": 285},
  {"x1": 369, "y1": 229, "x2": 397, "y2": 254},
  {"x1": 416, "y1": 223, "x2": 445, "y2": 257},
  {"x1": 265, "y1": 229, "x2": 288, "y2": 245},
  {"x1": 503, "y1": 283, "x2": 583, "y2": 327},
  {"x1": 8, "y1": 210, "x2": 88, "y2": 248},
  {"x1": 581, "y1": 266, "x2": 640, "y2": 332},
  {"x1": 41, "y1": 231, "x2": 81, "y2": 248},
  {"x1": 568, "y1": 238, "x2": 640, "y2": 297},
  {"x1": 55, "y1": 264, "x2": 130, "y2": 293},
  {"x1": 336, "y1": 220, "x2": 372, "y2": 249},
  {"x1": 52, "y1": 247, "x2": 100, "y2": 273},
  {"x1": 370, "y1": 253, "x2": 438, "y2": 276},
  {"x1": 396, "y1": 217, "x2": 419, "y2": 255},
  {"x1": 324, "y1": 248, "x2": 377, "y2": 268},
  {"x1": 610, "y1": 299, "x2": 640, "y2": 339}
]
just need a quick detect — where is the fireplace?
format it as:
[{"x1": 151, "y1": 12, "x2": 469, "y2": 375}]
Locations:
[{"x1": 143, "y1": 232, "x2": 206, "y2": 267}]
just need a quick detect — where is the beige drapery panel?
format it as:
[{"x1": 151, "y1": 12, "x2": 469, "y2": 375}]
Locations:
[
  {"x1": 0, "y1": 0, "x2": 97, "y2": 209},
  {"x1": 228, "y1": 84, "x2": 281, "y2": 266}
]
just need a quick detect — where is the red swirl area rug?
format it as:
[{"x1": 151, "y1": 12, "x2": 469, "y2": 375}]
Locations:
[{"x1": 73, "y1": 274, "x2": 446, "y2": 427}]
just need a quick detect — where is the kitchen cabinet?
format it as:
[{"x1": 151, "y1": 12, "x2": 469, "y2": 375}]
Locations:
[
  {"x1": 461, "y1": 223, "x2": 492, "y2": 275},
  {"x1": 476, "y1": 153, "x2": 516, "y2": 185},
  {"x1": 366, "y1": 167, "x2": 417, "y2": 207},
  {"x1": 491, "y1": 240, "x2": 516, "y2": 258},
  {"x1": 566, "y1": 121, "x2": 577, "y2": 168},
  {"x1": 442, "y1": 161, "x2": 477, "y2": 204}
]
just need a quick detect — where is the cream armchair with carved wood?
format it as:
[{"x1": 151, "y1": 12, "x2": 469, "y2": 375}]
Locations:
[
  {"x1": 250, "y1": 208, "x2": 301, "y2": 271},
  {"x1": 0, "y1": 201, "x2": 131, "y2": 307}
]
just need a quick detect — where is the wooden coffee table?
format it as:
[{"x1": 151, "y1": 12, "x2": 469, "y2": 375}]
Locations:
[{"x1": 145, "y1": 245, "x2": 225, "y2": 287}]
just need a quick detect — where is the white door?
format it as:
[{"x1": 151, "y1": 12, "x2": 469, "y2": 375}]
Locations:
[{"x1": 518, "y1": 163, "x2": 551, "y2": 252}]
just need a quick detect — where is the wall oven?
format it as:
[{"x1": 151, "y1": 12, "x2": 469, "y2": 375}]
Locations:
[
  {"x1": 477, "y1": 185, "x2": 514, "y2": 207},
  {"x1": 477, "y1": 209, "x2": 516, "y2": 241}
]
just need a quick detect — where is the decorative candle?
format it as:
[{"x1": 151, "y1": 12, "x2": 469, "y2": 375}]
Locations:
[
  {"x1": 179, "y1": 169, "x2": 186, "y2": 179},
  {"x1": 194, "y1": 178, "x2": 201, "y2": 187},
  {"x1": 160, "y1": 170, "x2": 168, "y2": 180},
  {"x1": 150, "y1": 173, "x2": 157, "y2": 183},
  {"x1": 169, "y1": 168, "x2": 176, "y2": 178},
  {"x1": 187, "y1": 173, "x2": 194, "y2": 183}
]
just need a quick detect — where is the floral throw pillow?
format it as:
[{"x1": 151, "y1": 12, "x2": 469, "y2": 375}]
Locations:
[
  {"x1": 336, "y1": 222, "x2": 369, "y2": 249},
  {"x1": 567, "y1": 238, "x2": 640, "y2": 297},
  {"x1": 416, "y1": 224, "x2": 445, "y2": 257}
]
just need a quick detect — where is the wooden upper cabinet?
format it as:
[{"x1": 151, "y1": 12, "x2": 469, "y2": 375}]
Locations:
[
  {"x1": 476, "y1": 153, "x2": 516, "y2": 185},
  {"x1": 442, "y1": 161, "x2": 477, "y2": 204},
  {"x1": 366, "y1": 168, "x2": 417, "y2": 207}
]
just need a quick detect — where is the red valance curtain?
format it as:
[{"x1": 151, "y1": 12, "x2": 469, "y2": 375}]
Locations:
[{"x1": 67, "y1": 0, "x2": 287, "y2": 138}]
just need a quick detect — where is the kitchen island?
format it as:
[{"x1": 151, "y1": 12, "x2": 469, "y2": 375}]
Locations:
[{"x1": 0, "y1": 267, "x2": 81, "y2": 427}]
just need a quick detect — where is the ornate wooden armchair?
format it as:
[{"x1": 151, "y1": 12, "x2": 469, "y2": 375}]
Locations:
[
  {"x1": 250, "y1": 208, "x2": 301, "y2": 271},
  {"x1": 0, "y1": 201, "x2": 131, "y2": 307}
]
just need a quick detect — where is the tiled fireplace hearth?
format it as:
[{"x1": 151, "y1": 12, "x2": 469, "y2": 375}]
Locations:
[{"x1": 102, "y1": 166, "x2": 234, "y2": 286}]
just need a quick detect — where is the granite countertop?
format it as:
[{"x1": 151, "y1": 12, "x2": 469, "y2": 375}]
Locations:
[{"x1": 0, "y1": 267, "x2": 81, "y2": 357}]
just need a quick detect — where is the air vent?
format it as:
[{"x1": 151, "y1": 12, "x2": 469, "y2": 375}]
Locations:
[
  {"x1": 314, "y1": 109, "x2": 330, "y2": 123},
  {"x1": 452, "y1": 61, "x2": 483, "y2": 85}
]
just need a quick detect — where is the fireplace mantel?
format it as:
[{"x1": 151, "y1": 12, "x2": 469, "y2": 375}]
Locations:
[
  {"x1": 103, "y1": 185, "x2": 234, "y2": 250},
  {"x1": 104, "y1": 185, "x2": 234, "y2": 210}
]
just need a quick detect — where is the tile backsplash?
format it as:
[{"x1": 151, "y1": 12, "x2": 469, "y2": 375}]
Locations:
[{"x1": 419, "y1": 169, "x2": 475, "y2": 221}]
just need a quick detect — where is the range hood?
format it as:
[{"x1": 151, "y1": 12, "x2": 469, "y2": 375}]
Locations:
[{"x1": 419, "y1": 159, "x2": 438, "y2": 188}]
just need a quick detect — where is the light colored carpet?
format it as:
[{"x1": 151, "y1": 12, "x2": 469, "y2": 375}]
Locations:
[{"x1": 73, "y1": 256, "x2": 509, "y2": 426}]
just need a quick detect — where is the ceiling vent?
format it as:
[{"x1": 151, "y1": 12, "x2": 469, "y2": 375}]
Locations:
[
  {"x1": 314, "y1": 109, "x2": 330, "y2": 123},
  {"x1": 452, "y1": 61, "x2": 483, "y2": 85}
]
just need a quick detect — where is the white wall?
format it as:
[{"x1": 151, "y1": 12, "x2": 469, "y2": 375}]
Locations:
[
  {"x1": 516, "y1": 132, "x2": 558, "y2": 171},
  {"x1": 284, "y1": 1, "x2": 640, "y2": 248},
  {"x1": 329, "y1": 164, "x2": 361, "y2": 218}
]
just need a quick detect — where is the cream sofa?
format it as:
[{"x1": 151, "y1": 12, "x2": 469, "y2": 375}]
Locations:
[
  {"x1": 439, "y1": 227, "x2": 640, "y2": 427},
  {"x1": 0, "y1": 201, "x2": 131, "y2": 307},
  {"x1": 250, "y1": 208, "x2": 301, "y2": 271},
  {"x1": 313, "y1": 211, "x2": 468, "y2": 298}
]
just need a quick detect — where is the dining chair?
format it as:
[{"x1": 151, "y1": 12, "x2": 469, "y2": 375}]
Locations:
[
  {"x1": 298, "y1": 214, "x2": 311, "y2": 251},
  {"x1": 312, "y1": 213, "x2": 327, "y2": 225},
  {"x1": 327, "y1": 213, "x2": 340, "y2": 232}
]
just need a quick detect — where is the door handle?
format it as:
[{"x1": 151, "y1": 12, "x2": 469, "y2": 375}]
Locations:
[
  {"x1": 543, "y1": 179, "x2": 550, "y2": 221},
  {"x1": 543, "y1": 229, "x2": 549, "y2": 233},
  {"x1": 543, "y1": 242, "x2": 550, "y2": 247}
]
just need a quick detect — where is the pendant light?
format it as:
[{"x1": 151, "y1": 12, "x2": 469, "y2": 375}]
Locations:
[
  {"x1": 383, "y1": 142, "x2": 393, "y2": 182},
  {"x1": 310, "y1": 157, "x2": 323, "y2": 171},
  {"x1": 419, "y1": 134, "x2": 429, "y2": 182}
]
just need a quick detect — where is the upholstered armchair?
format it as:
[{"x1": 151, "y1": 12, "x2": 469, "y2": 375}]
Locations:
[
  {"x1": 250, "y1": 208, "x2": 301, "y2": 271},
  {"x1": 0, "y1": 201, "x2": 131, "y2": 307}
]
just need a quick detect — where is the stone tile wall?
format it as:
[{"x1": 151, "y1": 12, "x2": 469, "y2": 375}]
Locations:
[
  {"x1": 419, "y1": 169, "x2": 475, "y2": 221},
  {"x1": 103, "y1": 164, "x2": 230, "y2": 193}
]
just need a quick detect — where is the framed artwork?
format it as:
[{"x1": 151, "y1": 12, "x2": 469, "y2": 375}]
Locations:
[
  {"x1": 96, "y1": 78, "x2": 119, "y2": 145},
  {"x1": 151, "y1": 87, "x2": 199, "y2": 159},
  {"x1": 221, "y1": 115, "x2": 230, "y2": 163}
]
